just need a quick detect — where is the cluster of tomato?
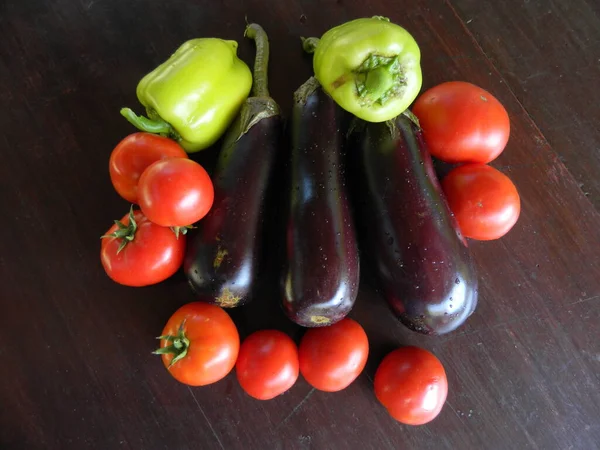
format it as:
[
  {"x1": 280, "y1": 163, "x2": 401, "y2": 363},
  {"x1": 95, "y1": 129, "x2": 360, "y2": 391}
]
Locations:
[
  {"x1": 100, "y1": 133, "x2": 214, "y2": 287},
  {"x1": 413, "y1": 81, "x2": 521, "y2": 241},
  {"x1": 158, "y1": 302, "x2": 448, "y2": 426}
]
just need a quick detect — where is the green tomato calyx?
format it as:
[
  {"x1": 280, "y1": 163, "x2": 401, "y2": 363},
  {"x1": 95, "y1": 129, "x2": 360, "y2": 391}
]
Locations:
[
  {"x1": 101, "y1": 205, "x2": 138, "y2": 254},
  {"x1": 355, "y1": 54, "x2": 407, "y2": 107},
  {"x1": 170, "y1": 225, "x2": 195, "y2": 239},
  {"x1": 153, "y1": 320, "x2": 190, "y2": 368}
]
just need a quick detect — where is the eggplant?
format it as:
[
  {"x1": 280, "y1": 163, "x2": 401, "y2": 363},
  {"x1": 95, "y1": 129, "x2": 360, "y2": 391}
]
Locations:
[
  {"x1": 349, "y1": 113, "x2": 478, "y2": 335},
  {"x1": 281, "y1": 77, "x2": 360, "y2": 327},
  {"x1": 184, "y1": 24, "x2": 281, "y2": 307}
]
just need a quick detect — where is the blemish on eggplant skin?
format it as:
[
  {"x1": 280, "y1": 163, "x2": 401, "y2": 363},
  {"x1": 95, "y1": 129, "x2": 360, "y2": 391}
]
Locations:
[
  {"x1": 310, "y1": 315, "x2": 331, "y2": 325},
  {"x1": 217, "y1": 288, "x2": 241, "y2": 308},
  {"x1": 213, "y1": 246, "x2": 229, "y2": 269}
]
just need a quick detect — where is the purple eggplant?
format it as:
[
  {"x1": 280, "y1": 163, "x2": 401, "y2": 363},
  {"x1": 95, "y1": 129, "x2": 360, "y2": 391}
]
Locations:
[
  {"x1": 349, "y1": 113, "x2": 478, "y2": 335},
  {"x1": 184, "y1": 24, "x2": 281, "y2": 307},
  {"x1": 281, "y1": 77, "x2": 360, "y2": 327}
]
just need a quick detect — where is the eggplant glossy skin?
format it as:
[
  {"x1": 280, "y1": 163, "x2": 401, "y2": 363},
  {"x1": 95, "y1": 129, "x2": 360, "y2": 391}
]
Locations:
[
  {"x1": 184, "y1": 100, "x2": 281, "y2": 308},
  {"x1": 350, "y1": 114, "x2": 478, "y2": 335},
  {"x1": 282, "y1": 78, "x2": 360, "y2": 327}
]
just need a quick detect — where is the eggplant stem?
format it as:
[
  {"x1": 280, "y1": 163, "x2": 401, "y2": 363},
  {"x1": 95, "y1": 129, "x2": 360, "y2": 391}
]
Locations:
[
  {"x1": 293, "y1": 77, "x2": 321, "y2": 105},
  {"x1": 245, "y1": 23, "x2": 270, "y2": 98}
]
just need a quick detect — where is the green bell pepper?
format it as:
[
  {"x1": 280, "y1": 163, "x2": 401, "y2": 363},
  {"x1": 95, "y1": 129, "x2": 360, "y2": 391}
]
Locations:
[
  {"x1": 121, "y1": 38, "x2": 252, "y2": 152},
  {"x1": 304, "y1": 16, "x2": 422, "y2": 123}
]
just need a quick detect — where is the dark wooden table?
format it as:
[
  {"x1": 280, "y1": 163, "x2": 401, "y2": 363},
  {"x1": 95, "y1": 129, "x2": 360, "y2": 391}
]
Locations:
[{"x1": 2, "y1": 1, "x2": 600, "y2": 449}]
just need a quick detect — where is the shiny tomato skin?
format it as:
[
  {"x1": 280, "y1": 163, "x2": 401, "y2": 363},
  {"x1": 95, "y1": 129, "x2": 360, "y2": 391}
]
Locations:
[
  {"x1": 236, "y1": 330, "x2": 299, "y2": 400},
  {"x1": 138, "y1": 158, "x2": 214, "y2": 227},
  {"x1": 109, "y1": 133, "x2": 188, "y2": 203},
  {"x1": 299, "y1": 318, "x2": 369, "y2": 392},
  {"x1": 413, "y1": 81, "x2": 510, "y2": 164},
  {"x1": 442, "y1": 164, "x2": 520, "y2": 240},
  {"x1": 374, "y1": 346, "x2": 448, "y2": 425},
  {"x1": 100, "y1": 210, "x2": 185, "y2": 287},
  {"x1": 158, "y1": 302, "x2": 239, "y2": 386}
]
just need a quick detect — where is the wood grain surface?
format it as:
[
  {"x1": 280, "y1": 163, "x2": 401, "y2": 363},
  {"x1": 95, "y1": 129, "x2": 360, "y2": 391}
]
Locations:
[{"x1": 1, "y1": 0, "x2": 599, "y2": 449}]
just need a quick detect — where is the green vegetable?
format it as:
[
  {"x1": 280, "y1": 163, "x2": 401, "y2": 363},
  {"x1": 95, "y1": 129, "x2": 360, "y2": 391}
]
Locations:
[
  {"x1": 304, "y1": 16, "x2": 422, "y2": 123},
  {"x1": 121, "y1": 38, "x2": 252, "y2": 152}
]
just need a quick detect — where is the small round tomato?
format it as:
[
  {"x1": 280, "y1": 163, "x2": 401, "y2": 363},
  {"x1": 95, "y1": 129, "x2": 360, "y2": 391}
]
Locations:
[
  {"x1": 109, "y1": 133, "x2": 188, "y2": 203},
  {"x1": 155, "y1": 302, "x2": 239, "y2": 386},
  {"x1": 236, "y1": 330, "x2": 299, "y2": 400},
  {"x1": 138, "y1": 158, "x2": 214, "y2": 228},
  {"x1": 413, "y1": 81, "x2": 510, "y2": 164},
  {"x1": 100, "y1": 208, "x2": 185, "y2": 287},
  {"x1": 374, "y1": 346, "x2": 448, "y2": 425},
  {"x1": 299, "y1": 318, "x2": 369, "y2": 392},
  {"x1": 442, "y1": 164, "x2": 520, "y2": 240}
]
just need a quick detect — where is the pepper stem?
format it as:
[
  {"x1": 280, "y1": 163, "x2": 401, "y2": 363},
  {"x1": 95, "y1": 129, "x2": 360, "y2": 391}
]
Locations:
[
  {"x1": 245, "y1": 23, "x2": 270, "y2": 98},
  {"x1": 364, "y1": 67, "x2": 395, "y2": 102},
  {"x1": 120, "y1": 107, "x2": 174, "y2": 136},
  {"x1": 301, "y1": 37, "x2": 320, "y2": 54},
  {"x1": 355, "y1": 54, "x2": 407, "y2": 106}
]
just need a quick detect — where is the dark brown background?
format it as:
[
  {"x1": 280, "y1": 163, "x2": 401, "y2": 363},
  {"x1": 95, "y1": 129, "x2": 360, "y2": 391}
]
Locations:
[{"x1": 1, "y1": 0, "x2": 599, "y2": 449}]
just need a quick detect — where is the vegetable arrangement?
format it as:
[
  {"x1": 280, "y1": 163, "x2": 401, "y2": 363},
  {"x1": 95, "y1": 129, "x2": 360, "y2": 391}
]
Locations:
[{"x1": 100, "y1": 18, "x2": 521, "y2": 426}]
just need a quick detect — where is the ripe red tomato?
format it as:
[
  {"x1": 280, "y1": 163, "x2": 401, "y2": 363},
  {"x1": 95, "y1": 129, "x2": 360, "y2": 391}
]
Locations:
[
  {"x1": 138, "y1": 158, "x2": 214, "y2": 228},
  {"x1": 236, "y1": 330, "x2": 299, "y2": 400},
  {"x1": 155, "y1": 302, "x2": 239, "y2": 386},
  {"x1": 413, "y1": 81, "x2": 510, "y2": 164},
  {"x1": 100, "y1": 208, "x2": 185, "y2": 286},
  {"x1": 374, "y1": 346, "x2": 448, "y2": 426},
  {"x1": 442, "y1": 164, "x2": 520, "y2": 240},
  {"x1": 109, "y1": 133, "x2": 188, "y2": 203},
  {"x1": 299, "y1": 318, "x2": 369, "y2": 392}
]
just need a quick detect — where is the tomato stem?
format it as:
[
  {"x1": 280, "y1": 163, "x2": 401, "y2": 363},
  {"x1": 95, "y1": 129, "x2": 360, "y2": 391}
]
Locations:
[
  {"x1": 245, "y1": 23, "x2": 270, "y2": 98},
  {"x1": 170, "y1": 225, "x2": 195, "y2": 239},
  {"x1": 153, "y1": 321, "x2": 190, "y2": 367},
  {"x1": 100, "y1": 205, "x2": 137, "y2": 253}
]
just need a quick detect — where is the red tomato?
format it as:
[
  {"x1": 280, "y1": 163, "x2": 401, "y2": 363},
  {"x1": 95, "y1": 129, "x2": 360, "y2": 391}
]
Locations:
[
  {"x1": 138, "y1": 158, "x2": 214, "y2": 228},
  {"x1": 374, "y1": 346, "x2": 448, "y2": 426},
  {"x1": 155, "y1": 302, "x2": 239, "y2": 386},
  {"x1": 109, "y1": 133, "x2": 188, "y2": 203},
  {"x1": 100, "y1": 208, "x2": 185, "y2": 286},
  {"x1": 236, "y1": 330, "x2": 299, "y2": 400},
  {"x1": 442, "y1": 164, "x2": 520, "y2": 240},
  {"x1": 413, "y1": 81, "x2": 510, "y2": 164},
  {"x1": 299, "y1": 318, "x2": 369, "y2": 392}
]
